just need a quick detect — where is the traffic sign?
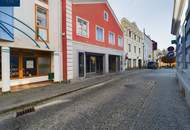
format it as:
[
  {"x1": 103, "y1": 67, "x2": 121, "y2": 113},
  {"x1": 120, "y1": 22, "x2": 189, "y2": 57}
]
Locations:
[
  {"x1": 167, "y1": 46, "x2": 174, "y2": 52},
  {"x1": 167, "y1": 52, "x2": 175, "y2": 59}
]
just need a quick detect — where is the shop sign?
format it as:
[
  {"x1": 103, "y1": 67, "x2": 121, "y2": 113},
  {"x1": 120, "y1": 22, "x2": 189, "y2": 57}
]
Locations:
[{"x1": 26, "y1": 60, "x2": 34, "y2": 69}]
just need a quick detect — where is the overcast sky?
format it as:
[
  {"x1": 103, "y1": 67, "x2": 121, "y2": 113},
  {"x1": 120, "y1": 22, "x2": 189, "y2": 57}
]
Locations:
[{"x1": 108, "y1": 0, "x2": 175, "y2": 50}]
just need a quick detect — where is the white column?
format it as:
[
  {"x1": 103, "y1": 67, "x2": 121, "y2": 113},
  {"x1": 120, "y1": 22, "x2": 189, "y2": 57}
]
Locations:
[
  {"x1": 54, "y1": 51, "x2": 62, "y2": 82},
  {"x1": 105, "y1": 54, "x2": 109, "y2": 73},
  {"x1": 1, "y1": 47, "x2": 10, "y2": 92}
]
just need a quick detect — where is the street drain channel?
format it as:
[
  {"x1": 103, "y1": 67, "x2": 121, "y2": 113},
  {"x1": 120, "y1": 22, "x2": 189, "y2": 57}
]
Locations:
[{"x1": 16, "y1": 107, "x2": 35, "y2": 117}]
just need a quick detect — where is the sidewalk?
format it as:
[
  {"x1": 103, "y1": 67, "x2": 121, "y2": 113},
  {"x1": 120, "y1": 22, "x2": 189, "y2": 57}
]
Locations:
[{"x1": 0, "y1": 70, "x2": 142, "y2": 115}]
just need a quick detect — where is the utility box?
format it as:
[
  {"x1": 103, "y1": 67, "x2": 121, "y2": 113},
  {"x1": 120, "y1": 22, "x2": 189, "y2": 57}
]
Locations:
[{"x1": 48, "y1": 73, "x2": 54, "y2": 80}]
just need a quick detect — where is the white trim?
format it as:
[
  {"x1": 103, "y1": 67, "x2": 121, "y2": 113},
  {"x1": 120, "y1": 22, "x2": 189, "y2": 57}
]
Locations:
[
  {"x1": 96, "y1": 25, "x2": 105, "y2": 42},
  {"x1": 76, "y1": 16, "x2": 89, "y2": 38},
  {"x1": 108, "y1": 31, "x2": 115, "y2": 45}
]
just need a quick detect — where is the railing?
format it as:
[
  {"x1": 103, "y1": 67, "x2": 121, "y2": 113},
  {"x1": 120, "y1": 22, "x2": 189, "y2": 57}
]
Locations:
[{"x1": 0, "y1": 10, "x2": 49, "y2": 49}]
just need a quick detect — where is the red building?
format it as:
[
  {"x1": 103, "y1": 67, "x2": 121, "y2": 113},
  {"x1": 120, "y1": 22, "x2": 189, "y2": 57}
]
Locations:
[{"x1": 63, "y1": 0, "x2": 124, "y2": 80}]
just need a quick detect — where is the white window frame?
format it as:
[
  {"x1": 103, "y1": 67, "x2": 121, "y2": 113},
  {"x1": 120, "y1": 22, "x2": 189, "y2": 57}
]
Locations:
[
  {"x1": 134, "y1": 46, "x2": 136, "y2": 53},
  {"x1": 128, "y1": 44, "x2": 131, "y2": 52},
  {"x1": 118, "y1": 35, "x2": 123, "y2": 47},
  {"x1": 96, "y1": 25, "x2": 104, "y2": 42},
  {"x1": 109, "y1": 31, "x2": 115, "y2": 45},
  {"x1": 76, "y1": 16, "x2": 89, "y2": 38},
  {"x1": 104, "y1": 11, "x2": 109, "y2": 22}
]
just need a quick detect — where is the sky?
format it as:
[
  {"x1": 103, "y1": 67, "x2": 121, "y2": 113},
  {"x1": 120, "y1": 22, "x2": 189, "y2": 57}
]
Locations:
[{"x1": 108, "y1": 0, "x2": 175, "y2": 50}]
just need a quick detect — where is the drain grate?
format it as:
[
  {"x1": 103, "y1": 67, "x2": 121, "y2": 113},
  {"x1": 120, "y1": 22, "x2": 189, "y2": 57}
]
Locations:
[{"x1": 16, "y1": 107, "x2": 35, "y2": 117}]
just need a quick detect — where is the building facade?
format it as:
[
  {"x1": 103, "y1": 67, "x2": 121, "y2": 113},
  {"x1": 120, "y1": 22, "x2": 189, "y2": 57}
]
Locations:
[
  {"x1": 121, "y1": 18, "x2": 144, "y2": 69},
  {"x1": 67, "y1": 0, "x2": 124, "y2": 80},
  {"x1": 0, "y1": 0, "x2": 63, "y2": 92},
  {"x1": 143, "y1": 33, "x2": 153, "y2": 66},
  {"x1": 171, "y1": 0, "x2": 190, "y2": 105}
]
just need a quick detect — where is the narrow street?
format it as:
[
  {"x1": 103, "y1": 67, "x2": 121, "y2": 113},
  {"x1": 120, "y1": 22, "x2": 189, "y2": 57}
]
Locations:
[{"x1": 0, "y1": 69, "x2": 190, "y2": 130}]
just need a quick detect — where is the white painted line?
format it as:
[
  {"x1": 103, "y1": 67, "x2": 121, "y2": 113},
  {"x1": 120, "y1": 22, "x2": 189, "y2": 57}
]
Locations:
[{"x1": 35, "y1": 99, "x2": 71, "y2": 110}]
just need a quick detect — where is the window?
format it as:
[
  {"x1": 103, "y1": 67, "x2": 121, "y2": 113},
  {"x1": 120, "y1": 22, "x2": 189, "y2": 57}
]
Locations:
[
  {"x1": 96, "y1": 26, "x2": 104, "y2": 42},
  {"x1": 104, "y1": 11, "x2": 109, "y2": 21},
  {"x1": 39, "y1": 0, "x2": 48, "y2": 4},
  {"x1": 36, "y1": 5, "x2": 48, "y2": 41},
  {"x1": 109, "y1": 32, "x2": 115, "y2": 44},
  {"x1": 134, "y1": 46, "x2": 136, "y2": 53},
  {"x1": 139, "y1": 48, "x2": 141, "y2": 54},
  {"x1": 86, "y1": 55, "x2": 96, "y2": 73},
  {"x1": 76, "y1": 17, "x2": 89, "y2": 37},
  {"x1": 134, "y1": 34, "x2": 137, "y2": 40},
  {"x1": 118, "y1": 36, "x2": 123, "y2": 47},
  {"x1": 128, "y1": 44, "x2": 131, "y2": 52},
  {"x1": 129, "y1": 30, "x2": 132, "y2": 38},
  {"x1": 138, "y1": 37, "x2": 141, "y2": 42}
]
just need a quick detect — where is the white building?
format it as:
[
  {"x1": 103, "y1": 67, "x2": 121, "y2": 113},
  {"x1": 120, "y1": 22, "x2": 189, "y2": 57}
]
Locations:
[
  {"x1": 143, "y1": 33, "x2": 153, "y2": 66},
  {"x1": 121, "y1": 18, "x2": 144, "y2": 69},
  {"x1": 0, "y1": 0, "x2": 63, "y2": 92},
  {"x1": 171, "y1": 0, "x2": 190, "y2": 106}
]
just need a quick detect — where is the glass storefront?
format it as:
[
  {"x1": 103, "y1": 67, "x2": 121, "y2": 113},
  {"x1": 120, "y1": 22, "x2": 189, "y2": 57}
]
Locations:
[{"x1": 10, "y1": 49, "x2": 51, "y2": 79}]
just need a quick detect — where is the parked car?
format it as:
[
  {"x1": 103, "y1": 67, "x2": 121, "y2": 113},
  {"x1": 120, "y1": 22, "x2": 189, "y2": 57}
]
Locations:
[{"x1": 147, "y1": 62, "x2": 158, "y2": 69}]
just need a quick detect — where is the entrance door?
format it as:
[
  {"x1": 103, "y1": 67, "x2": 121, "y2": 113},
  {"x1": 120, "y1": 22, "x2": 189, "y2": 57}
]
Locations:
[
  {"x1": 79, "y1": 52, "x2": 85, "y2": 77},
  {"x1": 138, "y1": 59, "x2": 142, "y2": 69},
  {"x1": 96, "y1": 56, "x2": 103, "y2": 74}
]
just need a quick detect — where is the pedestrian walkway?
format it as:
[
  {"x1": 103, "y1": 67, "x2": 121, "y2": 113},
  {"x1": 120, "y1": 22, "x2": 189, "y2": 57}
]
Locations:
[{"x1": 0, "y1": 70, "x2": 143, "y2": 115}]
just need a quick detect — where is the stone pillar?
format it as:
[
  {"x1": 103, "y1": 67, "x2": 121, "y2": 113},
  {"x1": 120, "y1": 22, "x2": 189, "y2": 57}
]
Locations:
[
  {"x1": 105, "y1": 54, "x2": 109, "y2": 73},
  {"x1": 1, "y1": 47, "x2": 10, "y2": 92},
  {"x1": 54, "y1": 51, "x2": 62, "y2": 82}
]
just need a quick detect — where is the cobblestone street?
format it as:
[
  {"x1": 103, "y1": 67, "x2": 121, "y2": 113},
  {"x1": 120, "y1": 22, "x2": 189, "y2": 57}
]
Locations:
[{"x1": 0, "y1": 69, "x2": 190, "y2": 130}]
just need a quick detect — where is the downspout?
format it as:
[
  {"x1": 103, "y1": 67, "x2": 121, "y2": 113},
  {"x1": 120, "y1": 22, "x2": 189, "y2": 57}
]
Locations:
[{"x1": 62, "y1": 0, "x2": 67, "y2": 81}]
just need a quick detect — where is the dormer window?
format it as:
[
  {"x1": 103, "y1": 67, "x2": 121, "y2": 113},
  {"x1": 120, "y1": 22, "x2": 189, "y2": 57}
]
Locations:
[{"x1": 104, "y1": 11, "x2": 109, "y2": 21}]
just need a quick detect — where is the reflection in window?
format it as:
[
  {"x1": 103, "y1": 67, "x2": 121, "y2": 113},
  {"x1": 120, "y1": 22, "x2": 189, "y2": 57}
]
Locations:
[
  {"x1": 77, "y1": 17, "x2": 89, "y2": 37},
  {"x1": 36, "y1": 6, "x2": 48, "y2": 41},
  {"x1": 10, "y1": 55, "x2": 19, "y2": 78},
  {"x1": 38, "y1": 56, "x2": 51, "y2": 76}
]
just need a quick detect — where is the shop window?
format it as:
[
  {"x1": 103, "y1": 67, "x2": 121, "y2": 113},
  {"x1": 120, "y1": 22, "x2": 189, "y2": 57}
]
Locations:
[
  {"x1": 23, "y1": 56, "x2": 37, "y2": 77},
  {"x1": 36, "y1": 5, "x2": 48, "y2": 41},
  {"x1": 10, "y1": 55, "x2": 19, "y2": 79},
  {"x1": 38, "y1": 56, "x2": 51, "y2": 76},
  {"x1": 86, "y1": 55, "x2": 96, "y2": 73},
  {"x1": 76, "y1": 17, "x2": 89, "y2": 37}
]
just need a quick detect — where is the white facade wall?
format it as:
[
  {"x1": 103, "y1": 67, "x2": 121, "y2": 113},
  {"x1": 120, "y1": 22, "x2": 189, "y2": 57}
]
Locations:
[
  {"x1": 72, "y1": 41, "x2": 124, "y2": 80},
  {"x1": 0, "y1": 0, "x2": 63, "y2": 91},
  {"x1": 66, "y1": 0, "x2": 73, "y2": 80},
  {"x1": 144, "y1": 34, "x2": 153, "y2": 65}
]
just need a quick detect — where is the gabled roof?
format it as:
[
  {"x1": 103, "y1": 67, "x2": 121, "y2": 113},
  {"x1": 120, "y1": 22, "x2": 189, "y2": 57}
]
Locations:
[{"x1": 72, "y1": 0, "x2": 123, "y2": 31}]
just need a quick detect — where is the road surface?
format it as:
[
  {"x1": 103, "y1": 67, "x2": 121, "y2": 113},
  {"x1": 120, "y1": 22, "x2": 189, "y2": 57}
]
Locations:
[{"x1": 1, "y1": 69, "x2": 190, "y2": 130}]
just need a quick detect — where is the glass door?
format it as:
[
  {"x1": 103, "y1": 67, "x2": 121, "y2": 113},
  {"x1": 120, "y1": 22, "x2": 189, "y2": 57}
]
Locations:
[{"x1": 79, "y1": 52, "x2": 85, "y2": 77}]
